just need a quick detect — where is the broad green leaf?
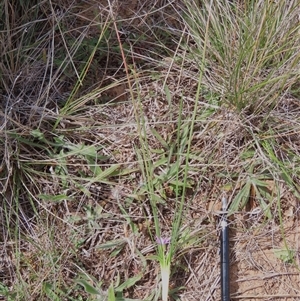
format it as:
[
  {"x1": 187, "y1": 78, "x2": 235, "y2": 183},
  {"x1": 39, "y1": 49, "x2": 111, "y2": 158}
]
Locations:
[
  {"x1": 115, "y1": 274, "x2": 143, "y2": 292},
  {"x1": 256, "y1": 184, "x2": 272, "y2": 198},
  {"x1": 169, "y1": 179, "x2": 192, "y2": 188},
  {"x1": 95, "y1": 164, "x2": 121, "y2": 181},
  {"x1": 76, "y1": 184, "x2": 91, "y2": 196},
  {"x1": 146, "y1": 254, "x2": 160, "y2": 261},
  {"x1": 108, "y1": 283, "x2": 116, "y2": 301},
  {"x1": 229, "y1": 180, "x2": 251, "y2": 214},
  {"x1": 76, "y1": 279, "x2": 101, "y2": 295},
  {"x1": 240, "y1": 149, "x2": 255, "y2": 160},
  {"x1": 179, "y1": 126, "x2": 189, "y2": 149},
  {"x1": 164, "y1": 84, "x2": 172, "y2": 105},
  {"x1": 150, "y1": 148, "x2": 165, "y2": 154},
  {"x1": 167, "y1": 162, "x2": 180, "y2": 178},
  {"x1": 66, "y1": 143, "x2": 95, "y2": 156},
  {"x1": 273, "y1": 248, "x2": 295, "y2": 263},
  {"x1": 150, "y1": 127, "x2": 169, "y2": 149},
  {"x1": 85, "y1": 154, "x2": 103, "y2": 176},
  {"x1": 115, "y1": 271, "x2": 121, "y2": 287},
  {"x1": 31, "y1": 129, "x2": 45, "y2": 140},
  {"x1": 116, "y1": 168, "x2": 139, "y2": 176},
  {"x1": 250, "y1": 178, "x2": 269, "y2": 188},
  {"x1": 0, "y1": 283, "x2": 9, "y2": 295},
  {"x1": 110, "y1": 246, "x2": 125, "y2": 257},
  {"x1": 252, "y1": 185, "x2": 272, "y2": 219},
  {"x1": 53, "y1": 135, "x2": 65, "y2": 145},
  {"x1": 153, "y1": 155, "x2": 168, "y2": 169},
  {"x1": 43, "y1": 282, "x2": 60, "y2": 301},
  {"x1": 151, "y1": 194, "x2": 166, "y2": 205},
  {"x1": 96, "y1": 239, "x2": 126, "y2": 250},
  {"x1": 222, "y1": 183, "x2": 233, "y2": 192}
]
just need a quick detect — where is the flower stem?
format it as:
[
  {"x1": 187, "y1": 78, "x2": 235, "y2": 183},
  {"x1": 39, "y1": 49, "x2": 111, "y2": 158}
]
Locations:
[{"x1": 161, "y1": 263, "x2": 170, "y2": 301}]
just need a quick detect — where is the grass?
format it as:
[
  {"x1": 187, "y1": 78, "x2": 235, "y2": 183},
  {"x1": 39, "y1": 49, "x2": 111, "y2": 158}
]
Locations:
[{"x1": 1, "y1": 0, "x2": 300, "y2": 300}]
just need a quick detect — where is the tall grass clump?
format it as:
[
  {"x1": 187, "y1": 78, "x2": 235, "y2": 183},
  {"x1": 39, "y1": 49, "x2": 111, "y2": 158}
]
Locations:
[
  {"x1": 181, "y1": 0, "x2": 300, "y2": 217},
  {"x1": 0, "y1": 0, "x2": 112, "y2": 230},
  {"x1": 0, "y1": 1, "x2": 117, "y2": 298},
  {"x1": 0, "y1": 0, "x2": 51, "y2": 232},
  {"x1": 184, "y1": 0, "x2": 300, "y2": 115}
]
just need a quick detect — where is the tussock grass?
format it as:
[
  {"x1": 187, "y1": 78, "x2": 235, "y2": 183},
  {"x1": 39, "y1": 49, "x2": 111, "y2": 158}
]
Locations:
[
  {"x1": 1, "y1": 0, "x2": 300, "y2": 300},
  {"x1": 183, "y1": 0, "x2": 300, "y2": 216},
  {"x1": 184, "y1": 0, "x2": 300, "y2": 114}
]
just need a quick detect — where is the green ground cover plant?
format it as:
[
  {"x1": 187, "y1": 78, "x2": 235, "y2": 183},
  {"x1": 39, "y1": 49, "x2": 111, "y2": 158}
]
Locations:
[{"x1": 1, "y1": 0, "x2": 300, "y2": 300}]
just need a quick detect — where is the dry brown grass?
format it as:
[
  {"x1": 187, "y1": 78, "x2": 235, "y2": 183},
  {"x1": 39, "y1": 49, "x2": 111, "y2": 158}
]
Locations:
[{"x1": 1, "y1": 0, "x2": 300, "y2": 300}]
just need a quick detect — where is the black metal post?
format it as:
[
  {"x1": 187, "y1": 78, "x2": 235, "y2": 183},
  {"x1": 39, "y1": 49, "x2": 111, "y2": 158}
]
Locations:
[{"x1": 220, "y1": 196, "x2": 230, "y2": 301}]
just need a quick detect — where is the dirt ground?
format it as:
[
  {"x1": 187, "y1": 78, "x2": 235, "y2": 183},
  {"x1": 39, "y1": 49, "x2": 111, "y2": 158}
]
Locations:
[{"x1": 180, "y1": 193, "x2": 300, "y2": 300}]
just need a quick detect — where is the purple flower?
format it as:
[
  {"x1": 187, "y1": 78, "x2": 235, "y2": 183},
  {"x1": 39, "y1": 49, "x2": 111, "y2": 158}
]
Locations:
[{"x1": 155, "y1": 236, "x2": 171, "y2": 245}]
